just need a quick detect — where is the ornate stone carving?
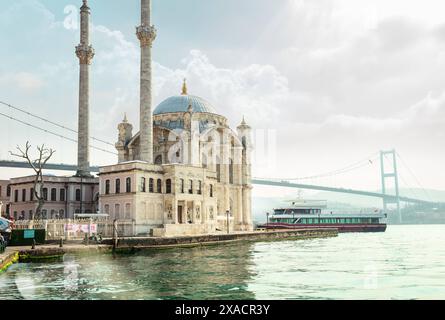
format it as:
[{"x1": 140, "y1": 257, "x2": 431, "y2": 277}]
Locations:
[
  {"x1": 136, "y1": 25, "x2": 157, "y2": 47},
  {"x1": 76, "y1": 44, "x2": 95, "y2": 65}
]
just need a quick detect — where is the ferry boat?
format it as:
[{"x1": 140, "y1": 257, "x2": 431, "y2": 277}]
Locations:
[{"x1": 259, "y1": 200, "x2": 387, "y2": 233}]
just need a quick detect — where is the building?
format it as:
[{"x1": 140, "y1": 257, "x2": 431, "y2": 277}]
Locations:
[
  {"x1": 7, "y1": 175, "x2": 99, "y2": 220},
  {"x1": 0, "y1": 180, "x2": 10, "y2": 217},
  {"x1": 98, "y1": 0, "x2": 253, "y2": 236}
]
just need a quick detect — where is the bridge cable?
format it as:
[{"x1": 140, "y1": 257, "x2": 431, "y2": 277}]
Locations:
[
  {"x1": 0, "y1": 100, "x2": 115, "y2": 147},
  {"x1": 0, "y1": 111, "x2": 117, "y2": 156},
  {"x1": 396, "y1": 152, "x2": 433, "y2": 203},
  {"x1": 255, "y1": 152, "x2": 379, "y2": 182}
]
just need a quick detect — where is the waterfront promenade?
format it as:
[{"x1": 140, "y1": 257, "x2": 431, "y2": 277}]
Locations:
[{"x1": 0, "y1": 228, "x2": 337, "y2": 273}]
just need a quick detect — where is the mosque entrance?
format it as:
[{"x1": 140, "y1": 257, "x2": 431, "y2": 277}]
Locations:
[{"x1": 178, "y1": 206, "x2": 183, "y2": 224}]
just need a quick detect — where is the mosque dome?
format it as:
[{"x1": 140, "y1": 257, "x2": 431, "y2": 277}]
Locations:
[{"x1": 153, "y1": 80, "x2": 218, "y2": 116}]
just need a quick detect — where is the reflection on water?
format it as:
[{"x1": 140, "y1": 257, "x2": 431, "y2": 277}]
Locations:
[
  {"x1": 1, "y1": 225, "x2": 445, "y2": 300},
  {"x1": 0, "y1": 243, "x2": 256, "y2": 300}
]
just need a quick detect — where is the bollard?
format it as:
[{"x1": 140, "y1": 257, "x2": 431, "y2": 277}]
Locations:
[{"x1": 59, "y1": 237, "x2": 63, "y2": 248}]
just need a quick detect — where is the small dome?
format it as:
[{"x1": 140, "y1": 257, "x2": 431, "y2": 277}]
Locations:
[{"x1": 154, "y1": 95, "x2": 218, "y2": 115}]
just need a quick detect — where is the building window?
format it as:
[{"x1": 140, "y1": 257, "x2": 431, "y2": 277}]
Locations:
[
  {"x1": 20, "y1": 211, "x2": 25, "y2": 220},
  {"x1": 14, "y1": 190, "x2": 18, "y2": 202},
  {"x1": 126, "y1": 178, "x2": 131, "y2": 193},
  {"x1": 216, "y1": 163, "x2": 221, "y2": 182},
  {"x1": 104, "y1": 204, "x2": 110, "y2": 214},
  {"x1": 51, "y1": 188, "x2": 57, "y2": 201},
  {"x1": 140, "y1": 177, "x2": 146, "y2": 192},
  {"x1": 149, "y1": 178, "x2": 154, "y2": 193},
  {"x1": 60, "y1": 189, "x2": 66, "y2": 202},
  {"x1": 30, "y1": 188, "x2": 34, "y2": 201},
  {"x1": 210, "y1": 184, "x2": 213, "y2": 198},
  {"x1": 29, "y1": 210, "x2": 33, "y2": 220},
  {"x1": 105, "y1": 180, "x2": 110, "y2": 195},
  {"x1": 189, "y1": 180, "x2": 193, "y2": 194},
  {"x1": 155, "y1": 155, "x2": 162, "y2": 165},
  {"x1": 166, "y1": 179, "x2": 172, "y2": 194},
  {"x1": 22, "y1": 189, "x2": 26, "y2": 202},
  {"x1": 75, "y1": 189, "x2": 81, "y2": 201},
  {"x1": 156, "y1": 179, "x2": 162, "y2": 193},
  {"x1": 50, "y1": 210, "x2": 56, "y2": 219},
  {"x1": 43, "y1": 188, "x2": 48, "y2": 201},
  {"x1": 116, "y1": 179, "x2": 121, "y2": 194},
  {"x1": 125, "y1": 203, "x2": 131, "y2": 219},
  {"x1": 115, "y1": 204, "x2": 120, "y2": 220},
  {"x1": 6, "y1": 186, "x2": 11, "y2": 197},
  {"x1": 42, "y1": 210, "x2": 47, "y2": 219},
  {"x1": 180, "y1": 179, "x2": 184, "y2": 193},
  {"x1": 197, "y1": 181, "x2": 202, "y2": 195}
]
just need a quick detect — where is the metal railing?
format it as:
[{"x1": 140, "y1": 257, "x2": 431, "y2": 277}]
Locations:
[{"x1": 12, "y1": 219, "x2": 136, "y2": 240}]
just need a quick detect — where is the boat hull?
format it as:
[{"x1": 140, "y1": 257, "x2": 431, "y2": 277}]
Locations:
[{"x1": 259, "y1": 223, "x2": 387, "y2": 233}]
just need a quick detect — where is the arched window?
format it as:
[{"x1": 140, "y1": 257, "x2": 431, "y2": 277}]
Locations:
[
  {"x1": 149, "y1": 178, "x2": 154, "y2": 193},
  {"x1": 155, "y1": 155, "x2": 162, "y2": 165},
  {"x1": 22, "y1": 189, "x2": 26, "y2": 202},
  {"x1": 210, "y1": 184, "x2": 213, "y2": 198},
  {"x1": 180, "y1": 179, "x2": 184, "y2": 193},
  {"x1": 6, "y1": 185, "x2": 11, "y2": 197},
  {"x1": 157, "y1": 179, "x2": 162, "y2": 193},
  {"x1": 197, "y1": 181, "x2": 202, "y2": 195},
  {"x1": 126, "y1": 178, "x2": 131, "y2": 193},
  {"x1": 51, "y1": 188, "x2": 57, "y2": 201},
  {"x1": 115, "y1": 179, "x2": 121, "y2": 194},
  {"x1": 43, "y1": 188, "x2": 48, "y2": 201},
  {"x1": 104, "y1": 204, "x2": 110, "y2": 214},
  {"x1": 105, "y1": 180, "x2": 110, "y2": 194},
  {"x1": 14, "y1": 190, "x2": 18, "y2": 202},
  {"x1": 59, "y1": 210, "x2": 65, "y2": 219},
  {"x1": 229, "y1": 159, "x2": 234, "y2": 184},
  {"x1": 140, "y1": 177, "x2": 146, "y2": 192},
  {"x1": 30, "y1": 188, "x2": 34, "y2": 201},
  {"x1": 166, "y1": 179, "x2": 172, "y2": 194},
  {"x1": 75, "y1": 189, "x2": 81, "y2": 201}
]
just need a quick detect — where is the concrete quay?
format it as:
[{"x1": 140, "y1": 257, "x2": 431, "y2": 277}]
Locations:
[{"x1": 0, "y1": 228, "x2": 338, "y2": 273}]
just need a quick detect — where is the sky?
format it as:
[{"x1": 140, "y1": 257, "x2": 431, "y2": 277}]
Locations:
[{"x1": 0, "y1": 0, "x2": 445, "y2": 198}]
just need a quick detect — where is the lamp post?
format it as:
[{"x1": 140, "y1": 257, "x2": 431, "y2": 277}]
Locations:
[
  {"x1": 266, "y1": 212, "x2": 269, "y2": 231},
  {"x1": 226, "y1": 210, "x2": 230, "y2": 234}
]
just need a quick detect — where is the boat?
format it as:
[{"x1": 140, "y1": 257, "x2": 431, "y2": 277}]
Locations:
[{"x1": 258, "y1": 200, "x2": 387, "y2": 233}]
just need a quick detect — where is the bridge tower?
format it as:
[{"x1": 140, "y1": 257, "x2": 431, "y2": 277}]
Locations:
[{"x1": 380, "y1": 149, "x2": 402, "y2": 223}]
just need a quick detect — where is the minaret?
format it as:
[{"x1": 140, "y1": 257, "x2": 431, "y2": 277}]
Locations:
[
  {"x1": 75, "y1": 0, "x2": 94, "y2": 177},
  {"x1": 136, "y1": 0, "x2": 157, "y2": 163}
]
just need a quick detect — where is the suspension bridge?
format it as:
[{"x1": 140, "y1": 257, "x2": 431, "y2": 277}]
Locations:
[{"x1": 0, "y1": 100, "x2": 443, "y2": 223}]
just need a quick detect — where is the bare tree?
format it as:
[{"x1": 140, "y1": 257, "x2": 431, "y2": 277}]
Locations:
[{"x1": 10, "y1": 142, "x2": 55, "y2": 221}]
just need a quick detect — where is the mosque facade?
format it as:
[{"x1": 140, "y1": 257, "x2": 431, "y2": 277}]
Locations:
[{"x1": 98, "y1": 0, "x2": 253, "y2": 236}]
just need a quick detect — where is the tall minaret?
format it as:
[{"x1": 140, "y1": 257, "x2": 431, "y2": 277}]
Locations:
[
  {"x1": 75, "y1": 0, "x2": 94, "y2": 177},
  {"x1": 136, "y1": 0, "x2": 157, "y2": 163}
]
